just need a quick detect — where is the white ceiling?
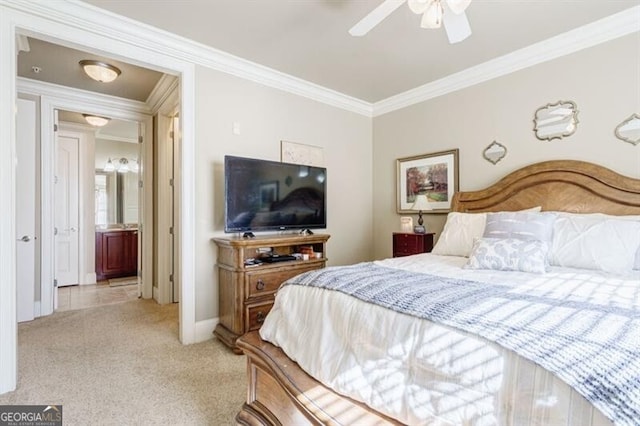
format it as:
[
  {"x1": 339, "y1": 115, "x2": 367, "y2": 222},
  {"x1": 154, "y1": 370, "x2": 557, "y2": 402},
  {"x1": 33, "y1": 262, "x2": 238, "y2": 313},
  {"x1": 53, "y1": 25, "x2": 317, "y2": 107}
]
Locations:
[{"x1": 79, "y1": 0, "x2": 640, "y2": 103}]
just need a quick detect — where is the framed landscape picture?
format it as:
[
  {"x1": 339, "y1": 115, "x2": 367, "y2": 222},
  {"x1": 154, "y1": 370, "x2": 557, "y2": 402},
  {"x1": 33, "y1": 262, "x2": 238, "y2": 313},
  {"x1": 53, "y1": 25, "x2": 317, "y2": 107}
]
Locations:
[{"x1": 396, "y1": 149, "x2": 459, "y2": 213}]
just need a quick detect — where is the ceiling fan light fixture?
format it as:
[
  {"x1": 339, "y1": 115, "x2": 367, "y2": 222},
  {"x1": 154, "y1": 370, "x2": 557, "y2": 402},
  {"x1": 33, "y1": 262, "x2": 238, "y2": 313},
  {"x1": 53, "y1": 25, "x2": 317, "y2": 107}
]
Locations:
[
  {"x1": 421, "y1": 1, "x2": 444, "y2": 29},
  {"x1": 83, "y1": 114, "x2": 111, "y2": 127},
  {"x1": 446, "y1": 0, "x2": 471, "y2": 15},
  {"x1": 79, "y1": 60, "x2": 121, "y2": 83},
  {"x1": 408, "y1": 0, "x2": 430, "y2": 14}
]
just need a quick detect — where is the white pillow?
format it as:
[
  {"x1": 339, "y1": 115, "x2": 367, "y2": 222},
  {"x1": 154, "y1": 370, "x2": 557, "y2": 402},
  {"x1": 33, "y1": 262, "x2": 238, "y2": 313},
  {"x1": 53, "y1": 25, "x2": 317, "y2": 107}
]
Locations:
[
  {"x1": 432, "y1": 212, "x2": 487, "y2": 257},
  {"x1": 550, "y1": 215, "x2": 640, "y2": 274},
  {"x1": 432, "y1": 207, "x2": 542, "y2": 257},
  {"x1": 552, "y1": 212, "x2": 640, "y2": 270}
]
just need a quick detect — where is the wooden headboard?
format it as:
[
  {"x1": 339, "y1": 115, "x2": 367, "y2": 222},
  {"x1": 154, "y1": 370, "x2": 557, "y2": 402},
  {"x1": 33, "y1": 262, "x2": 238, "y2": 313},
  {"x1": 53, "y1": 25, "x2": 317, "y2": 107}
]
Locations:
[{"x1": 451, "y1": 160, "x2": 640, "y2": 215}]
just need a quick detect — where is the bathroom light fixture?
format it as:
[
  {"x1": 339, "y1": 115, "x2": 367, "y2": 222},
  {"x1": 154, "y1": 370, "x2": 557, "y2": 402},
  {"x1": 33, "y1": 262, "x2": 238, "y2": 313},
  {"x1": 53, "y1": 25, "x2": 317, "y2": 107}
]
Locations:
[
  {"x1": 103, "y1": 157, "x2": 139, "y2": 174},
  {"x1": 83, "y1": 114, "x2": 110, "y2": 127},
  {"x1": 103, "y1": 158, "x2": 115, "y2": 172},
  {"x1": 79, "y1": 59, "x2": 121, "y2": 83}
]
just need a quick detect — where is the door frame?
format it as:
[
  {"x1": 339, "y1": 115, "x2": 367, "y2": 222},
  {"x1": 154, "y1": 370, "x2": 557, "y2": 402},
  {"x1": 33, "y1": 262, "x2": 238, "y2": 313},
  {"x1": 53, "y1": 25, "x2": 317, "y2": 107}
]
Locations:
[
  {"x1": 1, "y1": 2, "x2": 197, "y2": 394},
  {"x1": 21, "y1": 82, "x2": 155, "y2": 313}
]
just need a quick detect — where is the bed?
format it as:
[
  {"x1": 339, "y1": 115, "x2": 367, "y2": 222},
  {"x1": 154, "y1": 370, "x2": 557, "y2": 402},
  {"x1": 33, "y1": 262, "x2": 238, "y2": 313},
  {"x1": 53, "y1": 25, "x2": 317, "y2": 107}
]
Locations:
[{"x1": 235, "y1": 160, "x2": 640, "y2": 426}]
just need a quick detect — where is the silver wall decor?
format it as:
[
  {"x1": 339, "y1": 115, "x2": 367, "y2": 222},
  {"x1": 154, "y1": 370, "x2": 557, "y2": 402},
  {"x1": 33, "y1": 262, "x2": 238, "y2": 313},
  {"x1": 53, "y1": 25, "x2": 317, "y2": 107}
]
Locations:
[
  {"x1": 533, "y1": 100, "x2": 578, "y2": 141},
  {"x1": 483, "y1": 140, "x2": 507, "y2": 165},
  {"x1": 614, "y1": 113, "x2": 640, "y2": 146}
]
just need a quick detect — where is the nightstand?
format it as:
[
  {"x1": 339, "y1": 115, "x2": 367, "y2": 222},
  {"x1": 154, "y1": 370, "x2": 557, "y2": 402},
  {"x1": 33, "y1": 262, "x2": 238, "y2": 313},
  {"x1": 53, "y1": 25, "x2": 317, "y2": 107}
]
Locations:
[{"x1": 392, "y1": 232, "x2": 434, "y2": 257}]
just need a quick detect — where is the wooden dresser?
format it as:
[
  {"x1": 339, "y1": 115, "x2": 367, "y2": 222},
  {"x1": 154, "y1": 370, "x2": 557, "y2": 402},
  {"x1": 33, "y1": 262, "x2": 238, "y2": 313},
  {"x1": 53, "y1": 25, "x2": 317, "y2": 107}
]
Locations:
[
  {"x1": 392, "y1": 232, "x2": 434, "y2": 257},
  {"x1": 212, "y1": 233, "x2": 330, "y2": 353}
]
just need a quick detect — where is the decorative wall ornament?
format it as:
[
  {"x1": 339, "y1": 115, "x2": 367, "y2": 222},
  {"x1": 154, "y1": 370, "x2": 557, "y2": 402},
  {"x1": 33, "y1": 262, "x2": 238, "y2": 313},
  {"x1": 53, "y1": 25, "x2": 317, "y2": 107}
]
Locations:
[
  {"x1": 533, "y1": 100, "x2": 579, "y2": 141},
  {"x1": 614, "y1": 113, "x2": 640, "y2": 146},
  {"x1": 281, "y1": 140, "x2": 324, "y2": 166},
  {"x1": 397, "y1": 149, "x2": 459, "y2": 213},
  {"x1": 483, "y1": 140, "x2": 507, "y2": 164}
]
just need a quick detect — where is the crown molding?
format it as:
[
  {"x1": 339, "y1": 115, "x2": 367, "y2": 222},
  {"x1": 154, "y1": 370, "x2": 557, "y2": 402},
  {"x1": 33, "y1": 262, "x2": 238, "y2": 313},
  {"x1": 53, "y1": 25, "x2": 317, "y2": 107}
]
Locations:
[
  {"x1": 4, "y1": 1, "x2": 637, "y2": 119},
  {"x1": 1, "y1": 0, "x2": 373, "y2": 117},
  {"x1": 17, "y1": 77, "x2": 151, "y2": 119},
  {"x1": 146, "y1": 74, "x2": 179, "y2": 115},
  {"x1": 373, "y1": 5, "x2": 640, "y2": 117}
]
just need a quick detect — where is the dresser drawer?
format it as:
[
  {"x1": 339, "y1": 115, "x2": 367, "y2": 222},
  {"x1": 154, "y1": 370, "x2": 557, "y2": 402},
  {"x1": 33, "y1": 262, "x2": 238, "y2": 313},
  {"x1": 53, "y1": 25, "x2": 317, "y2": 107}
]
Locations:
[
  {"x1": 393, "y1": 232, "x2": 434, "y2": 257},
  {"x1": 245, "y1": 301, "x2": 274, "y2": 331},
  {"x1": 247, "y1": 265, "x2": 319, "y2": 298}
]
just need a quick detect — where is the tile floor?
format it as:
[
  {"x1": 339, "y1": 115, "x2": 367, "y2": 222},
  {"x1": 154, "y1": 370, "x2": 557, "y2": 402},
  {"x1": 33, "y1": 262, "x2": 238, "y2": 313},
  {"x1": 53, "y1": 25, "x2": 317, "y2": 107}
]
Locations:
[{"x1": 57, "y1": 279, "x2": 140, "y2": 311}]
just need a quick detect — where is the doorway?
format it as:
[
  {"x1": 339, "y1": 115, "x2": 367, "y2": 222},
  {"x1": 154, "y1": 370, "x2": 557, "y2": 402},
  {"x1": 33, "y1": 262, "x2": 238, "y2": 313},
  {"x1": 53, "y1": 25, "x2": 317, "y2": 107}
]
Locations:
[
  {"x1": 1, "y1": 3, "x2": 198, "y2": 395},
  {"x1": 14, "y1": 37, "x2": 185, "y2": 321}
]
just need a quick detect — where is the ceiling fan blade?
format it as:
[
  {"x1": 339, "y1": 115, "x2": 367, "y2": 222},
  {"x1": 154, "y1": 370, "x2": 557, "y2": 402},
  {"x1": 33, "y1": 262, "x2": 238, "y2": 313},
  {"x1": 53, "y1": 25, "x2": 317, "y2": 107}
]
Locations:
[
  {"x1": 443, "y1": 9, "x2": 471, "y2": 43},
  {"x1": 349, "y1": 0, "x2": 407, "y2": 37}
]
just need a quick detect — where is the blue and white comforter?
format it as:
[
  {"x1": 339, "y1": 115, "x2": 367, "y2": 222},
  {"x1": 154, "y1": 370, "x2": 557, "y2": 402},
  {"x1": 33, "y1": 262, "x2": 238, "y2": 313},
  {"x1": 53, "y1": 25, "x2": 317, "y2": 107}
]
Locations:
[{"x1": 260, "y1": 254, "x2": 640, "y2": 426}]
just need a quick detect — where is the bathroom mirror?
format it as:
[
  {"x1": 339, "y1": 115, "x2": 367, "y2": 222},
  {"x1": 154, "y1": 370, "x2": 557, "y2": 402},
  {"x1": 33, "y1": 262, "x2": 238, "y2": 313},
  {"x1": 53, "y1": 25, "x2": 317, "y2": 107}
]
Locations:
[
  {"x1": 483, "y1": 140, "x2": 507, "y2": 165},
  {"x1": 533, "y1": 100, "x2": 578, "y2": 141},
  {"x1": 614, "y1": 113, "x2": 640, "y2": 146},
  {"x1": 95, "y1": 170, "x2": 139, "y2": 226}
]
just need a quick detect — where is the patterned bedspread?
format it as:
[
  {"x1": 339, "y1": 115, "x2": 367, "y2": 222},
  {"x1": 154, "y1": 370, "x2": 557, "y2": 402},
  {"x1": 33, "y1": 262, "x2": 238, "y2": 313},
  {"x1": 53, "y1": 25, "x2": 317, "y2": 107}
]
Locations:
[{"x1": 283, "y1": 262, "x2": 640, "y2": 426}]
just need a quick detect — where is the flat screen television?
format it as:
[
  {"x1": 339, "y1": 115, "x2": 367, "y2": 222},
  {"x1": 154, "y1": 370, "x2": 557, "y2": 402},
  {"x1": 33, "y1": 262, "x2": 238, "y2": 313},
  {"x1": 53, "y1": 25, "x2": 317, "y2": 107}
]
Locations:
[{"x1": 224, "y1": 155, "x2": 327, "y2": 234}]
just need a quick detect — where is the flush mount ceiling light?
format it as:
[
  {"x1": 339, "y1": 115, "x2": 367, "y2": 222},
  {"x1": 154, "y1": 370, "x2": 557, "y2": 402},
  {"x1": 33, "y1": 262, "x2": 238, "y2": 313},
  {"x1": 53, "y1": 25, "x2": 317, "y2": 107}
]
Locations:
[
  {"x1": 83, "y1": 114, "x2": 110, "y2": 127},
  {"x1": 79, "y1": 59, "x2": 121, "y2": 83}
]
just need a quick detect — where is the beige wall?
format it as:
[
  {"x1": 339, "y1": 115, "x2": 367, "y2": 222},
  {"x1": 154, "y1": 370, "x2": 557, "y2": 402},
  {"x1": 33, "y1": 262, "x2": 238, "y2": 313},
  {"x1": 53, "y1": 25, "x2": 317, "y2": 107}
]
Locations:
[
  {"x1": 194, "y1": 67, "x2": 372, "y2": 321},
  {"x1": 372, "y1": 34, "x2": 640, "y2": 260}
]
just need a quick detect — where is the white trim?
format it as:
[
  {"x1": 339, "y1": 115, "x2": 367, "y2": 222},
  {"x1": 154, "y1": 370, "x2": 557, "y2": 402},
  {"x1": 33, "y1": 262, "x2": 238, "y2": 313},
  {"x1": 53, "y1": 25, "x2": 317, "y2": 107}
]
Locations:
[
  {"x1": 194, "y1": 318, "x2": 219, "y2": 343},
  {"x1": 18, "y1": 77, "x2": 151, "y2": 117},
  {"x1": 83, "y1": 272, "x2": 97, "y2": 285},
  {"x1": 0, "y1": 6, "x2": 17, "y2": 394},
  {"x1": 2, "y1": 0, "x2": 373, "y2": 117},
  {"x1": 1, "y1": 7, "x2": 198, "y2": 402},
  {"x1": 4, "y1": 1, "x2": 638, "y2": 119},
  {"x1": 146, "y1": 74, "x2": 179, "y2": 114},
  {"x1": 373, "y1": 6, "x2": 640, "y2": 116}
]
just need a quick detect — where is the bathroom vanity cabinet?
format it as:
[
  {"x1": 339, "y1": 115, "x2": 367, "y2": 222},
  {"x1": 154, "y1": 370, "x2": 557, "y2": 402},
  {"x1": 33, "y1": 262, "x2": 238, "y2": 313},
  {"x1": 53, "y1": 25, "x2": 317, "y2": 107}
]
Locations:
[{"x1": 95, "y1": 229, "x2": 138, "y2": 281}]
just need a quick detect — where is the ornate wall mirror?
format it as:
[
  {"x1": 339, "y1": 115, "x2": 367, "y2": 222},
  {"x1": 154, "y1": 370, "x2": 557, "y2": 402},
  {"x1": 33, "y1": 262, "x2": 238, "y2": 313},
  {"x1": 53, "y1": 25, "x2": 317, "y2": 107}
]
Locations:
[
  {"x1": 614, "y1": 113, "x2": 640, "y2": 146},
  {"x1": 533, "y1": 100, "x2": 578, "y2": 141},
  {"x1": 483, "y1": 140, "x2": 507, "y2": 164}
]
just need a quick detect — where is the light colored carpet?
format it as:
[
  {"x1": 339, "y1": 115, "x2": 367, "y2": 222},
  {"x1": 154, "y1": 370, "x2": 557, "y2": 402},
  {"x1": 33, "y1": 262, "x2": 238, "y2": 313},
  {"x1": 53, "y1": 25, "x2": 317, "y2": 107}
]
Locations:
[{"x1": 0, "y1": 299, "x2": 246, "y2": 425}]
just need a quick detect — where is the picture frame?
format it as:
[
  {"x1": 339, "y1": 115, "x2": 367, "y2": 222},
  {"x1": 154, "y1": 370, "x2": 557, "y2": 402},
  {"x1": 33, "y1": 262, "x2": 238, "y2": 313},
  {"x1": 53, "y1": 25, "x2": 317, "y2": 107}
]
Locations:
[
  {"x1": 281, "y1": 140, "x2": 324, "y2": 166},
  {"x1": 397, "y1": 149, "x2": 459, "y2": 213}
]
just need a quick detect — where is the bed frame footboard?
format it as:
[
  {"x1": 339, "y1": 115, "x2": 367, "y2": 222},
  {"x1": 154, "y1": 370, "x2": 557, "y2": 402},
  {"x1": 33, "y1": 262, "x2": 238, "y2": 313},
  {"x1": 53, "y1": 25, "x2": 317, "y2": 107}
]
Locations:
[{"x1": 236, "y1": 331, "x2": 400, "y2": 426}]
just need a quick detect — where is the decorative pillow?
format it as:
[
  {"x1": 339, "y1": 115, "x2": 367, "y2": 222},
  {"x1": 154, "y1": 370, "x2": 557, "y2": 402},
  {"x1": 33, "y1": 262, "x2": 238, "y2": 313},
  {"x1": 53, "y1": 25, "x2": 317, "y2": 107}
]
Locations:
[
  {"x1": 464, "y1": 237, "x2": 549, "y2": 274},
  {"x1": 483, "y1": 211, "x2": 557, "y2": 242},
  {"x1": 431, "y1": 212, "x2": 487, "y2": 257},
  {"x1": 432, "y1": 207, "x2": 542, "y2": 257},
  {"x1": 550, "y1": 215, "x2": 640, "y2": 274}
]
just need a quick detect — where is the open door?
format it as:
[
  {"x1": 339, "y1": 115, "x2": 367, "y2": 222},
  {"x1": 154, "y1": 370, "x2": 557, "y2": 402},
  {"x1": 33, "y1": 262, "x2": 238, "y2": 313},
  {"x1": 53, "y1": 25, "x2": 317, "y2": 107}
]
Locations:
[{"x1": 16, "y1": 96, "x2": 38, "y2": 322}]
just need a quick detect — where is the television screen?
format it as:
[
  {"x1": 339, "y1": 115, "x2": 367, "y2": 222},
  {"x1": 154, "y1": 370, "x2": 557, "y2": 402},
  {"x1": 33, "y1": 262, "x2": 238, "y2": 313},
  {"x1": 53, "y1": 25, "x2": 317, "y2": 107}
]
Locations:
[{"x1": 224, "y1": 155, "x2": 327, "y2": 233}]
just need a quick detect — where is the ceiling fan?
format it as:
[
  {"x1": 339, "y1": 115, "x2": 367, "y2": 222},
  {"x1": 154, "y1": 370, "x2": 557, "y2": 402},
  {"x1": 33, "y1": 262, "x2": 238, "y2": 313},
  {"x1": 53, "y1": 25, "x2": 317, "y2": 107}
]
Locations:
[{"x1": 349, "y1": 0, "x2": 472, "y2": 44}]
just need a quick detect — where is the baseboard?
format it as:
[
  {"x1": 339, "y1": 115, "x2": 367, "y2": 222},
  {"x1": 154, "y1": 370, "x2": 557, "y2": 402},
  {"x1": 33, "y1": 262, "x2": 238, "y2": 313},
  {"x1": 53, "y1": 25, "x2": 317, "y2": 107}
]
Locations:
[
  {"x1": 81, "y1": 272, "x2": 97, "y2": 285},
  {"x1": 194, "y1": 317, "x2": 219, "y2": 343}
]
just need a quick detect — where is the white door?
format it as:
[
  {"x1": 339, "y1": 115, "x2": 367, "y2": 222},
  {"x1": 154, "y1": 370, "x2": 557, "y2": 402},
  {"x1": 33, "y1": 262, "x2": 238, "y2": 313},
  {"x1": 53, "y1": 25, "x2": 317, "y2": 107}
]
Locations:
[
  {"x1": 55, "y1": 134, "x2": 80, "y2": 287},
  {"x1": 16, "y1": 97, "x2": 37, "y2": 322},
  {"x1": 172, "y1": 115, "x2": 180, "y2": 303}
]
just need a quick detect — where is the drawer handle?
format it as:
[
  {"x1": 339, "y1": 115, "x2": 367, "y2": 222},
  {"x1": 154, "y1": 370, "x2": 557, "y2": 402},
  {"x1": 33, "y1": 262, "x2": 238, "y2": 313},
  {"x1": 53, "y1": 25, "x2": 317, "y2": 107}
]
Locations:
[
  {"x1": 256, "y1": 311, "x2": 266, "y2": 324},
  {"x1": 256, "y1": 279, "x2": 265, "y2": 291}
]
